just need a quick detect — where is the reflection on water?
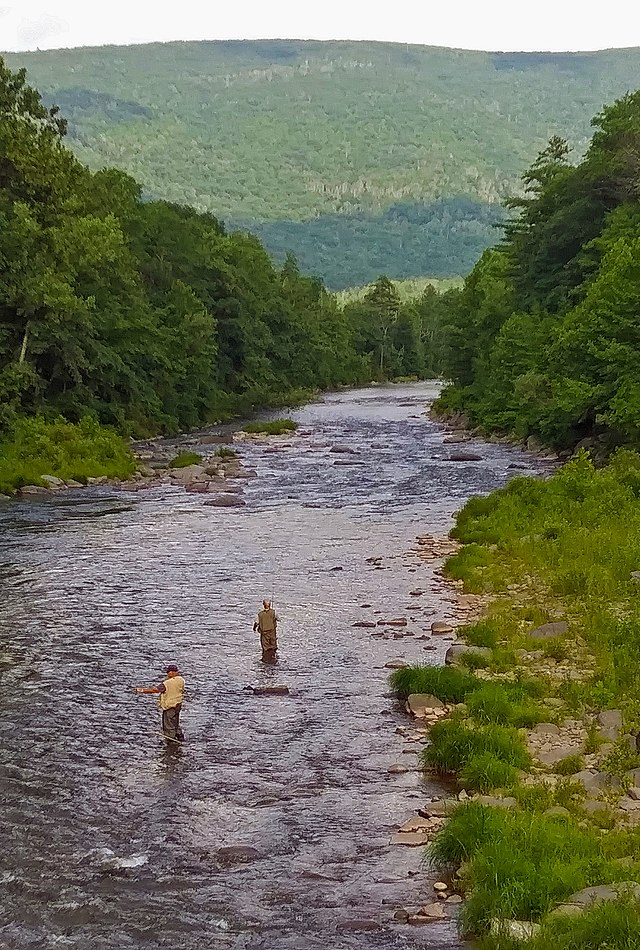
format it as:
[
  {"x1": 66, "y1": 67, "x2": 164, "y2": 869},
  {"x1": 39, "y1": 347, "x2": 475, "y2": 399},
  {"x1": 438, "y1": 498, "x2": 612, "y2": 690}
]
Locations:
[{"x1": 0, "y1": 383, "x2": 549, "y2": 949}]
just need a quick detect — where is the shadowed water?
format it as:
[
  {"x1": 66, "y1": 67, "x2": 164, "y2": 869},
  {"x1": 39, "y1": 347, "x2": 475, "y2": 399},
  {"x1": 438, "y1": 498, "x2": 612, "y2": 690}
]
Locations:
[{"x1": 0, "y1": 383, "x2": 550, "y2": 949}]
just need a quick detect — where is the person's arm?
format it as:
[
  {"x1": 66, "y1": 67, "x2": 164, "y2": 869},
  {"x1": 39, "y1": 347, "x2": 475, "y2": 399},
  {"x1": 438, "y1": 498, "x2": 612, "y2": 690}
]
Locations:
[{"x1": 134, "y1": 683, "x2": 166, "y2": 695}]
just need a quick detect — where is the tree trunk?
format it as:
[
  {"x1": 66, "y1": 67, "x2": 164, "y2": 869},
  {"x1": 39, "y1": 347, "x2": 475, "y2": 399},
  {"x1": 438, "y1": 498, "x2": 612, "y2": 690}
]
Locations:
[{"x1": 18, "y1": 322, "x2": 30, "y2": 364}]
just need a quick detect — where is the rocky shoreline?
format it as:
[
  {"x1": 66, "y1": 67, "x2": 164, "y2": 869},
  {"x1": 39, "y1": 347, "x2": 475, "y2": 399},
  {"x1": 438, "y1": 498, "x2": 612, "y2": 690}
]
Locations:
[
  {"x1": 387, "y1": 458, "x2": 640, "y2": 946},
  {"x1": 2, "y1": 427, "x2": 294, "y2": 505}
]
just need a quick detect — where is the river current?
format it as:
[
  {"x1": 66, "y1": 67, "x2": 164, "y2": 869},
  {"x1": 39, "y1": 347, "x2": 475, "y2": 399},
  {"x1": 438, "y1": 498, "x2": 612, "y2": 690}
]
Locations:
[{"x1": 0, "y1": 383, "x2": 549, "y2": 950}]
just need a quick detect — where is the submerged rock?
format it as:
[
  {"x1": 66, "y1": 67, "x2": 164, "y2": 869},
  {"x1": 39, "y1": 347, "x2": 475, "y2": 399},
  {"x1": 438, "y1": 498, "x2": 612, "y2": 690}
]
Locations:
[
  {"x1": 251, "y1": 685, "x2": 289, "y2": 696},
  {"x1": 216, "y1": 846, "x2": 260, "y2": 864},
  {"x1": 449, "y1": 452, "x2": 482, "y2": 462},
  {"x1": 204, "y1": 495, "x2": 246, "y2": 507}
]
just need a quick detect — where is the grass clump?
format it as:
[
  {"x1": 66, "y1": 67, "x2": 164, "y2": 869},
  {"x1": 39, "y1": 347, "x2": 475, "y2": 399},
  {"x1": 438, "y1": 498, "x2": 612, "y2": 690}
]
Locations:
[
  {"x1": 168, "y1": 450, "x2": 202, "y2": 468},
  {"x1": 466, "y1": 681, "x2": 547, "y2": 729},
  {"x1": 463, "y1": 618, "x2": 501, "y2": 649},
  {"x1": 458, "y1": 650, "x2": 492, "y2": 670},
  {"x1": 460, "y1": 753, "x2": 519, "y2": 792},
  {"x1": 215, "y1": 447, "x2": 238, "y2": 458},
  {"x1": 389, "y1": 664, "x2": 479, "y2": 703},
  {"x1": 529, "y1": 898, "x2": 640, "y2": 949},
  {"x1": 423, "y1": 719, "x2": 531, "y2": 777},
  {"x1": 0, "y1": 415, "x2": 135, "y2": 493},
  {"x1": 554, "y1": 754, "x2": 585, "y2": 776},
  {"x1": 430, "y1": 804, "x2": 633, "y2": 936},
  {"x1": 243, "y1": 418, "x2": 298, "y2": 435}
]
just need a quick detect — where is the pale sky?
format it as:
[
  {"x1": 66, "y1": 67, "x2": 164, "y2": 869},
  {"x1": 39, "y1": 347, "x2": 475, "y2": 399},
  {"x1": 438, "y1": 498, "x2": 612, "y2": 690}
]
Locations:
[{"x1": 1, "y1": 0, "x2": 639, "y2": 53}]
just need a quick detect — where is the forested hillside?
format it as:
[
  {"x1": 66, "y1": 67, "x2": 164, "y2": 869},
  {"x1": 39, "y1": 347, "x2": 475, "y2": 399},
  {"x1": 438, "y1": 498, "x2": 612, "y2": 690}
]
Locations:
[
  {"x1": 0, "y1": 56, "x2": 443, "y2": 485},
  {"x1": 4, "y1": 40, "x2": 640, "y2": 287},
  {"x1": 437, "y1": 90, "x2": 640, "y2": 454}
]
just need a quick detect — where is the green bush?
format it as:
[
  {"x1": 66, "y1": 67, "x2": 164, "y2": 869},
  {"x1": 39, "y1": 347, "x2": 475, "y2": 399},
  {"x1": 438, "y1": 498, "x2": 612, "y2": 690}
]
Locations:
[
  {"x1": 465, "y1": 681, "x2": 546, "y2": 728},
  {"x1": 242, "y1": 419, "x2": 298, "y2": 435},
  {"x1": 529, "y1": 897, "x2": 640, "y2": 950},
  {"x1": 168, "y1": 451, "x2": 203, "y2": 468},
  {"x1": 430, "y1": 804, "x2": 631, "y2": 936},
  {"x1": 423, "y1": 719, "x2": 531, "y2": 776},
  {"x1": 0, "y1": 416, "x2": 135, "y2": 493},
  {"x1": 215, "y1": 447, "x2": 238, "y2": 458},
  {"x1": 460, "y1": 753, "x2": 519, "y2": 791},
  {"x1": 554, "y1": 754, "x2": 585, "y2": 776},
  {"x1": 389, "y1": 665, "x2": 479, "y2": 703},
  {"x1": 463, "y1": 619, "x2": 501, "y2": 649}
]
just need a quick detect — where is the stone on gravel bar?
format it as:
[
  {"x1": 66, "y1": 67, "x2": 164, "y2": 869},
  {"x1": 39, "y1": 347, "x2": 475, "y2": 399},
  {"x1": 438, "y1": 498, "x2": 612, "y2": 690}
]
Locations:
[
  {"x1": 431, "y1": 621, "x2": 454, "y2": 635},
  {"x1": 528, "y1": 621, "x2": 568, "y2": 640},
  {"x1": 389, "y1": 831, "x2": 430, "y2": 846}
]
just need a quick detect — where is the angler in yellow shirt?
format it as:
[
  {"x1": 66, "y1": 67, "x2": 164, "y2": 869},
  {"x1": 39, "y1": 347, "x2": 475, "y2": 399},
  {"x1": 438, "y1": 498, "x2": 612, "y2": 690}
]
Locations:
[{"x1": 134, "y1": 664, "x2": 185, "y2": 742}]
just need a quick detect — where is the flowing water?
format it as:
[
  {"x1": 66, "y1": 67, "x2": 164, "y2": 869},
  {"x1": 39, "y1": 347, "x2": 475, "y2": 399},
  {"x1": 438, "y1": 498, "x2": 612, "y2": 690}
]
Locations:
[{"x1": 0, "y1": 383, "x2": 551, "y2": 950}]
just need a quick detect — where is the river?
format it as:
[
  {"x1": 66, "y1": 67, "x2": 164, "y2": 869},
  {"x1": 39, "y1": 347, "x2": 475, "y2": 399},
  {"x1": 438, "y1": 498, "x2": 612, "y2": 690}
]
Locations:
[{"x1": 0, "y1": 382, "x2": 550, "y2": 950}]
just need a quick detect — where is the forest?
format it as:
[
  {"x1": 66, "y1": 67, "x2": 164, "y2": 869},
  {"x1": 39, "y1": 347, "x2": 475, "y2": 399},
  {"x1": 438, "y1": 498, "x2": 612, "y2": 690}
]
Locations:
[
  {"x1": 4, "y1": 39, "x2": 640, "y2": 287},
  {"x1": 436, "y1": 89, "x2": 640, "y2": 453},
  {"x1": 0, "y1": 58, "x2": 445, "y2": 490}
]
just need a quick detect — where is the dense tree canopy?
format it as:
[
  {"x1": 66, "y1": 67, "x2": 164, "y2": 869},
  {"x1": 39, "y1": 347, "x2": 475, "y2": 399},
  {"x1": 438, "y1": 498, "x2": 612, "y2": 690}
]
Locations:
[
  {"x1": 437, "y1": 90, "x2": 640, "y2": 452},
  {"x1": 0, "y1": 59, "x2": 368, "y2": 436},
  {"x1": 7, "y1": 40, "x2": 640, "y2": 287}
]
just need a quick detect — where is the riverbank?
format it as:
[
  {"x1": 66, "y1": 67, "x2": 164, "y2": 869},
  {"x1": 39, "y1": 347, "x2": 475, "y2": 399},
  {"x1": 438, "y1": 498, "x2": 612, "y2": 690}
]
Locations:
[
  {"x1": 392, "y1": 449, "x2": 640, "y2": 947},
  {"x1": 0, "y1": 414, "x2": 300, "y2": 500}
]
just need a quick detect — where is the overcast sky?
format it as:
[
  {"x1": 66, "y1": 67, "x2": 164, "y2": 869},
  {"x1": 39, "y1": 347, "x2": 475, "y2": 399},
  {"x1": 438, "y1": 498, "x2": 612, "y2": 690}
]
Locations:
[{"x1": 1, "y1": 0, "x2": 639, "y2": 53}]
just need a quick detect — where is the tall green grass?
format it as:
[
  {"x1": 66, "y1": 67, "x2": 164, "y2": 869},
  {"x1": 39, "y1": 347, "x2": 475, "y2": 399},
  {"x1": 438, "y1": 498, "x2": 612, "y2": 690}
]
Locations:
[
  {"x1": 0, "y1": 416, "x2": 136, "y2": 493},
  {"x1": 432, "y1": 449, "x2": 640, "y2": 945},
  {"x1": 430, "y1": 804, "x2": 640, "y2": 937}
]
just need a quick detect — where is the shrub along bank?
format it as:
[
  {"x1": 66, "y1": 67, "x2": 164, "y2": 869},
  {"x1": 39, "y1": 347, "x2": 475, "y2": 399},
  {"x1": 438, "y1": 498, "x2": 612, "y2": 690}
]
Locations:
[
  {"x1": 392, "y1": 450, "x2": 640, "y2": 947},
  {"x1": 0, "y1": 416, "x2": 136, "y2": 496}
]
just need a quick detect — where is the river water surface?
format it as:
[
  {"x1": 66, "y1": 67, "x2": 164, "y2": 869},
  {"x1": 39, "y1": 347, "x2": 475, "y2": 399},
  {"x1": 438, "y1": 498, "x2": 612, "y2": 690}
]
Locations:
[{"x1": 0, "y1": 383, "x2": 549, "y2": 950}]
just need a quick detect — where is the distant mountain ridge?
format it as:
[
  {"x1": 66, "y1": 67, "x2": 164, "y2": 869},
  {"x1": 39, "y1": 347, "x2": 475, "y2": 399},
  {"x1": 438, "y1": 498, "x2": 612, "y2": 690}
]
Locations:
[{"x1": 5, "y1": 40, "x2": 640, "y2": 287}]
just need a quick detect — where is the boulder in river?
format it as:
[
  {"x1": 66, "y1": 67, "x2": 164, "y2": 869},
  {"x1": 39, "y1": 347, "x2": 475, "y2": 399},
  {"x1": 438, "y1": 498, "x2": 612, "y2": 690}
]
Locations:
[
  {"x1": 216, "y1": 846, "x2": 260, "y2": 864},
  {"x1": 329, "y1": 445, "x2": 357, "y2": 454},
  {"x1": 448, "y1": 451, "x2": 483, "y2": 462},
  {"x1": 431, "y1": 621, "x2": 454, "y2": 635},
  {"x1": 204, "y1": 495, "x2": 246, "y2": 507},
  {"x1": 352, "y1": 621, "x2": 377, "y2": 628},
  {"x1": 378, "y1": 618, "x2": 408, "y2": 627},
  {"x1": 251, "y1": 685, "x2": 289, "y2": 696},
  {"x1": 170, "y1": 464, "x2": 208, "y2": 484}
]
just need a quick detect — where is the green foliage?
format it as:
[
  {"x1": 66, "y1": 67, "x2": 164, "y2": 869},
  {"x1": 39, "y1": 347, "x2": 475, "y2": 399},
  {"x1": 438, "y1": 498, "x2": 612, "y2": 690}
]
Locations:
[
  {"x1": 554, "y1": 754, "x2": 585, "y2": 776},
  {"x1": 529, "y1": 898, "x2": 640, "y2": 949},
  {"x1": 0, "y1": 57, "x2": 372, "y2": 455},
  {"x1": 389, "y1": 664, "x2": 479, "y2": 703},
  {"x1": 459, "y1": 753, "x2": 519, "y2": 792},
  {"x1": 7, "y1": 41, "x2": 640, "y2": 287},
  {"x1": 436, "y1": 89, "x2": 640, "y2": 451},
  {"x1": 423, "y1": 719, "x2": 531, "y2": 776},
  {"x1": 215, "y1": 447, "x2": 237, "y2": 458},
  {"x1": 168, "y1": 451, "x2": 202, "y2": 469},
  {"x1": 466, "y1": 682, "x2": 545, "y2": 728},
  {"x1": 242, "y1": 419, "x2": 298, "y2": 435},
  {"x1": 458, "y1": 650, "x2": 492, "y2": 670},
  {"x1": 430, "y1": 804, "x2": 635, "y2": 936},
  {"x1": 0, "y1": 416, "x2": 135, "y2": 493}
]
